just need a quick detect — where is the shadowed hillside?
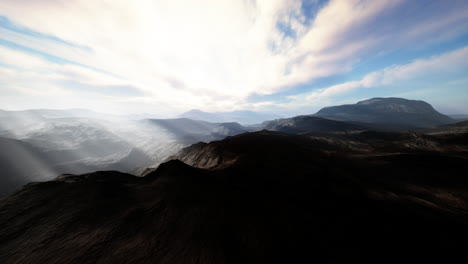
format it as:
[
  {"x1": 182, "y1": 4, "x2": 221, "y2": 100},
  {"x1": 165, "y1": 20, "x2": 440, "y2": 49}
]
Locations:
[{"x1": 1, "y1": 127, "x2": 468, "y2": 263}]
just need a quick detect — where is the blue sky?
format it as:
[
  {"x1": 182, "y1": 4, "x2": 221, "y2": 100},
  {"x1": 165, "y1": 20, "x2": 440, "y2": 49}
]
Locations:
[{"x1": 0, "y1": 0, "x2": 467, "y2": 116}]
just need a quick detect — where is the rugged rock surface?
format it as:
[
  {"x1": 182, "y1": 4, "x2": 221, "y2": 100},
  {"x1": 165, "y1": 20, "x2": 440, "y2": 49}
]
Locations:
[{"x1": 1, "y1": 129, "x2": 468, "y2": 263}]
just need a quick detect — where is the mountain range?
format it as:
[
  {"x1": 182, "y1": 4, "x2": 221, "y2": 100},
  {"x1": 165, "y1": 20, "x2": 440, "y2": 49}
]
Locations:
[
  {"x1": 0, "y1": 114, "x2": 249, "y2": 195},
  {"x1": 1, "y1": 120, "x2": 468, "y2": 263},
  {"x1": 1, "y1": 97, "x2": 463, "y2": 196},
  {"x1": 179, "y1": 109, "x2": 282, "y2": 125},
  {"x1": 1, "y1": 97, "x2": 468, "y2": 263},
  {"x1": 450, "y1": 114, "x2": 468, "y2": 121}
]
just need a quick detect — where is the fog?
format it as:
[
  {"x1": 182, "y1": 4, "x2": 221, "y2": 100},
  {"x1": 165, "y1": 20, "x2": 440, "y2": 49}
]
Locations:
[{"x1": 0, "y1": 109, "x2": 249, "y2": 195}]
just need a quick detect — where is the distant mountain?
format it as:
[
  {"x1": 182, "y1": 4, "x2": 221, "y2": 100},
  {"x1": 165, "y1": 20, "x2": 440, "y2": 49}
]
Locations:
[
  {"x1": 17, "y1": 108, "x2": 103, "y2": 119},
  {"x1": 179, "y1": 109, "x2": 282, "y2": 124},
  {"x1": 144, "y1": 118, "x2": 249, "y2": 142},
  {"x1": 261, "y1": 115, "x2": 367, "y2": 134},
  {"x1": 423, "y1": 120, "x2": 468, "y2": 135},
  {"x1": 2, "y1": 129, "x2": 468, "y2": 263},
  {"x1": 316, "y1": 97, "x2": 454, "y2": 128},
  {"x1": 0, "y1": 108, "x2": 111, "y2": 130},
  {"x1": 450, "y1": 114, "x2": 468, "y2": 121},
  {"x1": 0, "y1": 126, "x2": 153, "y2": 196},
  {"x1": 0, "y1": 100, "x2": 460, "y2": 196},
  {"x1": 0, "y1": 114, "x2": 251, "y2": 195},
  {"x1": 0, "y1": 135, "x2": 152, "y2": 196}
]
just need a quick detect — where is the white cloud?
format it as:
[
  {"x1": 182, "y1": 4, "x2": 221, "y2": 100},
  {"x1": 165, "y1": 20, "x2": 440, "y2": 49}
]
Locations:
[
  {"x1": 0, "y1": 45, "x2": 128, "y2": 87},
  {"x1": 0, "y1": 0, "x2": 468, "y2": 113},
  {"x1": 306, "y1": 46, "x2": 468, "y2": 101}
]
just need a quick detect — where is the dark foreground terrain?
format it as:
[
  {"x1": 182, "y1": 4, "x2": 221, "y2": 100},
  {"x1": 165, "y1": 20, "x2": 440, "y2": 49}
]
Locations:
[{"x1": 1, "y1": 123, "x2": 468, "y2": 263}]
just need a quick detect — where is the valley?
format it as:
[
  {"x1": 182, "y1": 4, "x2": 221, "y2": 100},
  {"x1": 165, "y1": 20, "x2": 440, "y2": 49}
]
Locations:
[{"x1": 1, "y1": 98, "x2": 468, "y2": 263}]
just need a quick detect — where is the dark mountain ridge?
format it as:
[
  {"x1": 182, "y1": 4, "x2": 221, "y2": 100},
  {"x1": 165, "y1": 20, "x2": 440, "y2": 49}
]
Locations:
[
  {"x1": 1, "y1": 98, "x2": 467, "y2": 263},
  {"x1": 261, "y1": 115, "x2": 368, "y2": 134},
  {"x1": 1, "y1": 128, "x2": 468, "y2": 263}
]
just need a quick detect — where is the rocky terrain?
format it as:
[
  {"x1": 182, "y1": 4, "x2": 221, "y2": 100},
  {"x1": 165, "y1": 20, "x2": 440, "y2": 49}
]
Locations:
[
  {"x1": 1, "y1": 99, "x2": 467, "y2": 263},
  {"x1": 1, "y1": 120, "x2": 468, "y2": 263}
]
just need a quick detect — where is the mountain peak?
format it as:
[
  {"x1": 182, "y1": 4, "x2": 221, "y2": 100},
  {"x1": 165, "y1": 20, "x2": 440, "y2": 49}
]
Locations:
[
  {"x1": 356, "y1": 97, "x2": 421, "y2": 105},
  {"x1": 316, "y1": 97, "x2": 453, "y2": 127}
]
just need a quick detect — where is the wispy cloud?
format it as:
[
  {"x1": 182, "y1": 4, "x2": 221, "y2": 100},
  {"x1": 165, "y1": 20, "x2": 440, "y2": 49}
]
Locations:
[{"x1": 305, "y1": 46, "x2": 468, "y2": 101}]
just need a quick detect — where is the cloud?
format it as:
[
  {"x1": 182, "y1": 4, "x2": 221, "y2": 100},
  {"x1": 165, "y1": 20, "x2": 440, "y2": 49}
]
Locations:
[
  {"x1": 306, "y1": 46, "x2": 468, "y2": 101},
  {"x1": 0, "y1": 0, "x2": 468, "y2": 113},
  {"x1": 0, "y1": 45, "x2": 128, "y2": 88}
]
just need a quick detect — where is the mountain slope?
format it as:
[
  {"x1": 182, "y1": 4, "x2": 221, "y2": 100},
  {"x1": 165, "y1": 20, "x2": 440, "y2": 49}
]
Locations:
[
  {"x1": 0, "y1": 135, "x2": 154, "y2": 196},
  {"x1": 1, "y1": 130, "x2": 468, "y2": 263},
  {"x1": 261, "y1": 115, "x2": 368, "y2": 134},
  {"x1": 316, "y1": 97, "x2": 454, "y2": 127},
  {"x1": 0, "y1": 137, "x2": 56, "y2": 195},
  {"x1": 450, "y1": 114, "x2": 468, "y2": 121}
]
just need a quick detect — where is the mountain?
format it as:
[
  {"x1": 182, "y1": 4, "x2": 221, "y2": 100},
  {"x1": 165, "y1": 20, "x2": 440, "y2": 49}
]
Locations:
[
  {"x1": 0, "y1": 114, "x2": 250, "y2": 195},
  {"x1": 0, "y1": 99, "x2": 460, "y2": 196},
  {"x1": 0, "y1": 132, "x2": 153, "y2": 197},
  {"x1": 0, "y1": 137, "x2": 55, "y2": 196},
  {"x1": 422, "y1": 120, "x2": 468, "y2": 135},
  {"x1": 179, "y1": 109, "x2": 281, "y2": 125},
  {"x1": 261, "y1": 115, "x2": 368, "y2": 134},
  {"x1": 450, "y1": 114, "x2": 468, "y2": 121},
  {"x1": 1, "y1": 129, "x2": 468, "y2": 263},
  {"x1": 316, "y1": 97, "x2": 454, "y2": 128},
  {"x1": 132, "y1": 118, "x2": 249, "y2": 175},
  {"x1": 0, "y1": 109, "x2": 110, "y2": 131},
  {"x1": 0, "y1": 117, "x2": 154, "y2": 169},
  {"x1": 144, "y1": 118, "x2": 249, "y2": 142},
  {"x1": 171, "y1": 129, "x2": 468, "y2": 168}
]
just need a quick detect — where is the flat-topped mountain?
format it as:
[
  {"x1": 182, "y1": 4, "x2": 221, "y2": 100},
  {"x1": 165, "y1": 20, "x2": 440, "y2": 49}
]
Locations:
[{"x1": 316, "y1": 97, "x2": 454, "y2": 127}]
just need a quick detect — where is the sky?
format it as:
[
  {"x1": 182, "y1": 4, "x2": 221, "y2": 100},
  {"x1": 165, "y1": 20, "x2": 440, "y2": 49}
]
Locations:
[{"x1": 0, "y1": 0, "x2": 468, "y2": 117}]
